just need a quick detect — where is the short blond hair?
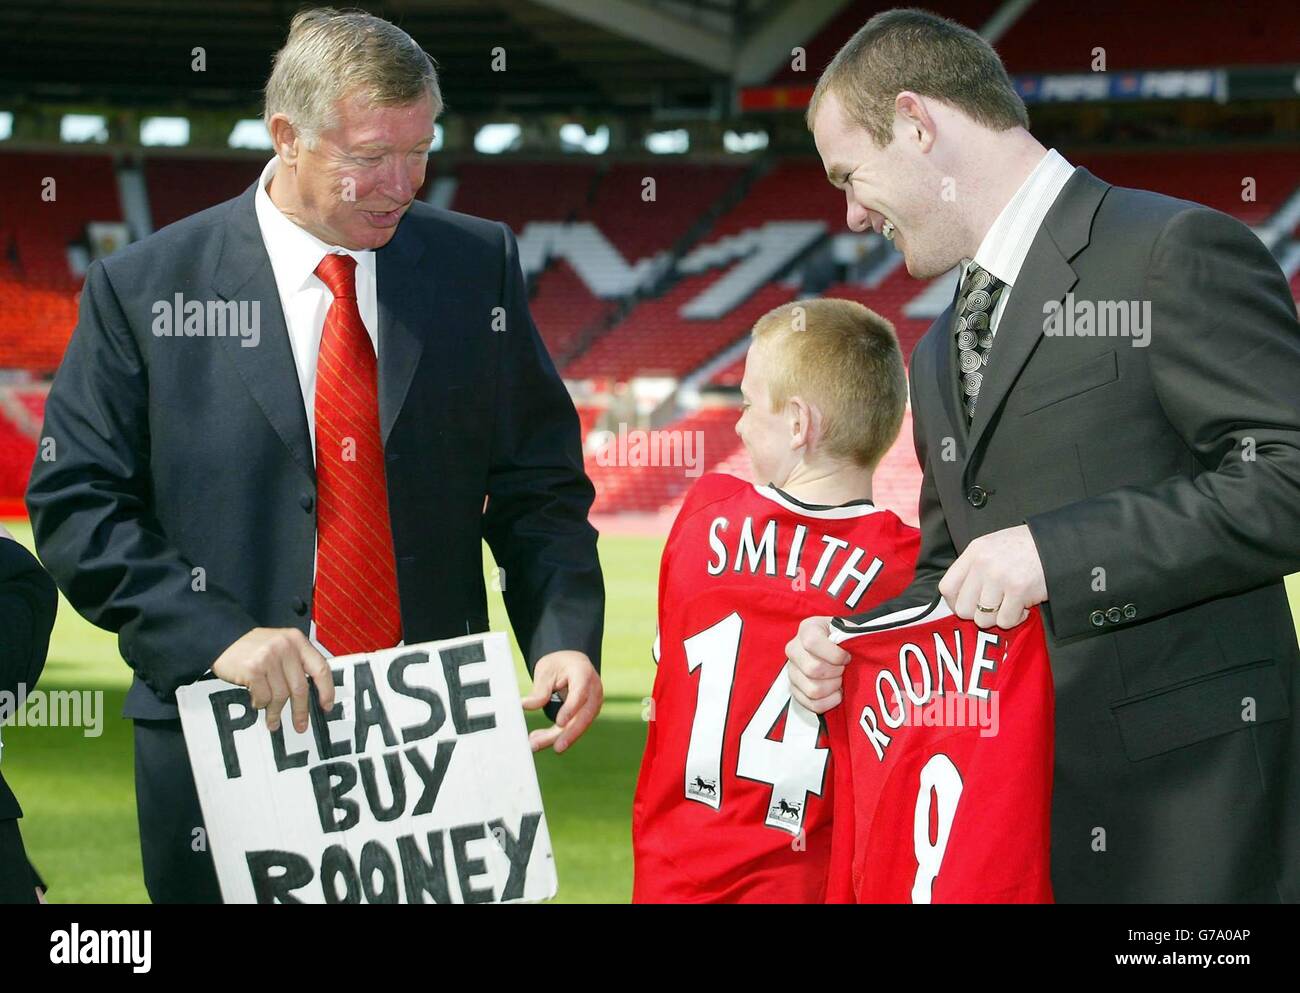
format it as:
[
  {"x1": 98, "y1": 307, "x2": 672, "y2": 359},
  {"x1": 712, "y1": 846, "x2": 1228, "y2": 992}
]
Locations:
[
  {"x1": 264, "y1": 7, "x2": 442, "y2": 149},
  {"x1": 806, "y1": 8, "x2": 1028, "y2": 147},
  {"x1": 751, "y1": 298, "x2": 906, "y2": 470}
]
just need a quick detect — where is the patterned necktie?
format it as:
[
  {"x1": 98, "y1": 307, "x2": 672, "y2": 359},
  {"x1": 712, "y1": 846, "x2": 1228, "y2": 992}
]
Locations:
[
  {"x1": 953, "y1": 263, "x2": 1006, "y2": 420},
  {"x1": 312, "y1": 252, "x2": 402, "y2": 656}
]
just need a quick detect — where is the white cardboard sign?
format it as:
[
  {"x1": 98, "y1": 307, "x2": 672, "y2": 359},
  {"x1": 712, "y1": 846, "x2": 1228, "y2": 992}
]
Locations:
[{"x1": 176, "y1": 632, "x2": 557, "y2": 904}]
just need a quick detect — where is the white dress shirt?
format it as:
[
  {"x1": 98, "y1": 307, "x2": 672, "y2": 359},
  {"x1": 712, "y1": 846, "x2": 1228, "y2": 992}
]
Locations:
[
  {"x1": 959, "y1": 148, "x2": 1076, "y2": 336},
  {"x1": 252, "y1": 156, "x2": 384, "y2": 657},
  {"x1": 253, "y1": 156, "x2": 380, "y2": 455}
]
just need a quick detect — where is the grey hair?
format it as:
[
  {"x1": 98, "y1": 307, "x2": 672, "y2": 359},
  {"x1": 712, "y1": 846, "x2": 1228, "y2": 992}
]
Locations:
[{"x1": 263, "y1": 6, "x2": 442, "y2": 149}]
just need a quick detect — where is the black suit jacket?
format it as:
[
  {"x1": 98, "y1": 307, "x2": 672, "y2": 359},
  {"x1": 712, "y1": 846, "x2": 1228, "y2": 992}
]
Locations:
[
  {"x1": 868, "y1": 168, "x2": 1300, "y2": 902},
  {"x1": 26, "y1": 182, "x2": 604, "y2": 722},
  {"x1": 0, "y1": 537, "x2": 58, "y2": 821}
]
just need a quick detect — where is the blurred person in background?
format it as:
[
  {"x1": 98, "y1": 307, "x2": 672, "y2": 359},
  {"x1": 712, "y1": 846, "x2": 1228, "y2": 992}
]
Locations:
[{"x1": 0, "y1": 526, "x2": 58, "y2": 904}]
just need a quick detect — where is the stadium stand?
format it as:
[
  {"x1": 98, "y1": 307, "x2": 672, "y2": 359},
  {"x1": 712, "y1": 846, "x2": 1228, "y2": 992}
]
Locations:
[
  {"x1": 708, "y1": 159, "x2": 844, "y2": 235},
  {"x1": 765, "y1": 0, "x2": 1300, "y2": 81},
  {"x1": 1071, "y1": 148, "x2": 1299, "y2": 225},
  {"x1": 766, "y1": 0, "x2": 1003, "y2": 84},
  {"x1": 994, "y1": 2, "x2": 1300, "y2": 72},
  {"x1": 527, "y1": 260, "x2": 620, "y2": 360},
  {"x1": 0, "y1": 151, "x2": 121, "y2": 281},
  {"x1": 570, "y1": 139, "x2": 1300, "y2": 514},
  {"x1": 449, "y1": 160, "x2": 597, "y2": 231},
  {"x1": 0, "y1": 383, "x2": 43, "y2": 515},
  {"x1": 586, "y1": 161, "x2": 748, "y2": 263},
  {"x1": 587, "y1": 406, "x2": 745, "y2": 514},
  {"x1": 706, "y1": 273, "x2": 935, "y2": 389},
  {"x1": 3, "y1": 4, "x2": 1300, "y2": 522},
  {"x1": 0, "y1": 151, "x2": 121, "y2": 372},
  {"x1": 565, "y1": 273, "x2": 795, "y2": 380},
  {"x1": 143, "y1": 157, "x2": 265, "y2": 229},
  {"x1": 709, "y1": 348, "x2": 746, "y2": 388}
]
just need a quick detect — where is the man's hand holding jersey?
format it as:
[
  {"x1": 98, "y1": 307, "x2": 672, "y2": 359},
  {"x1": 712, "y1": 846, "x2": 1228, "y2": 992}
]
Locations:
[{"x1": 786, "y1": 524, "x2": 1048, "y2": 714}]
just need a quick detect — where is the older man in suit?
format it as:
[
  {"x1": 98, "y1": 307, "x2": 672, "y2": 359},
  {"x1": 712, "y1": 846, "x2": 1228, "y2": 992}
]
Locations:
[
  {"x1": 27, "y1": 8, "x2": 604, "y2": 903},
  {"x1": 788, "y1": 9, "x2": 1300, "y2": 902}
]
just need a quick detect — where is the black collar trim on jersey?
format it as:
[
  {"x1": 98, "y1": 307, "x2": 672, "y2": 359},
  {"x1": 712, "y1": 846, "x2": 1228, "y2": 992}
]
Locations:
[
  {"x1": 768, "y1": 484, "x2": 874, "y2": 511},
  {"x1": 830, "y1": 595, "x2": 950, "y2": 640},
  {"x1": 751, "y1": 482, "x2": 882, "y2": 520}
]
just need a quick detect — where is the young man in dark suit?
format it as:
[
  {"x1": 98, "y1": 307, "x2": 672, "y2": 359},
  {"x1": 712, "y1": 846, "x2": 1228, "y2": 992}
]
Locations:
[{"x1": 789, "y1": 9, "x2": 1300, "y2": 902}]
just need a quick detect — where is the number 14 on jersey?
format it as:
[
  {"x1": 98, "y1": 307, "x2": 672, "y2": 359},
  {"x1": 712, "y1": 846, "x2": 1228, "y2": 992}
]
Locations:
[{"x1": 682, "y1": 612, "x2": 829, "y2": 836}]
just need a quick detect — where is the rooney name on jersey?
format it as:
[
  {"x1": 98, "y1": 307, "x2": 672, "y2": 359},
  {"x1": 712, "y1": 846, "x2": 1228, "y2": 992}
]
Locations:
[{"x1": 825, "y1": 597, "x2": 1055, "y2": 904}]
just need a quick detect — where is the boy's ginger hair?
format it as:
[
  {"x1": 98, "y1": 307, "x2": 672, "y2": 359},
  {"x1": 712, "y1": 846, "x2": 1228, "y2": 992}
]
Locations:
[{"x1": 751, "y1": 298, "x2": 906, "y2": 470}]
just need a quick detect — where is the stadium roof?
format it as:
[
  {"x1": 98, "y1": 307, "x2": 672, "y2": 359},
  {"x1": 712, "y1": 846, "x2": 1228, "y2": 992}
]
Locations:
[{"x1": 0, "y1": 0, "x2": 852, "y2": 114}]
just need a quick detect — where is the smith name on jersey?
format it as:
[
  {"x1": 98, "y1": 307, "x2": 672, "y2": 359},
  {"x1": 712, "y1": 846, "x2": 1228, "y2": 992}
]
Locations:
[
  {"x1": 824, "y1": 597, "x2": 1055, "y2": 904},
  {"x1": 633, "y1": 472, "x2": 920, "y2": 903}
]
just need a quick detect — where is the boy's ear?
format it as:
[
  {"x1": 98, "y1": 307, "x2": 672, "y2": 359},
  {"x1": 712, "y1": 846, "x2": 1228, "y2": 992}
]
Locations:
[{"x1": 788, "y1": 395, "x2": 815, "y2": 449}]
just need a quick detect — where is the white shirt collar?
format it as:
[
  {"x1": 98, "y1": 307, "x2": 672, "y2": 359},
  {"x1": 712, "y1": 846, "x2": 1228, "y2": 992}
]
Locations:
[
  {"x1": 253, "y1": 157, "x2": 374, "y2": 290},
  {"x1": 962, "y1": 148, "x2": 1076, "y2": 288}
]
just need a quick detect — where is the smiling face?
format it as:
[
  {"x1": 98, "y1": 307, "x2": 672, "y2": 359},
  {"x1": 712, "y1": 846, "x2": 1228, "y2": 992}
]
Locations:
[
  {"x1": 269, "y1": 89, "x2": 436, "y2": 250},
  {"x1": 812, "y1": 88, "x2": 959, "y2": 280}
]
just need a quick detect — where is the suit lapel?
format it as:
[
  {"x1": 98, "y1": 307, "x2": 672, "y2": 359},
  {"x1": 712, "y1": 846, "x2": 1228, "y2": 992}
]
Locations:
[
  {"x1": 964, "y1": 168, "x2": 1109, "y2": 460},
  {"x1": 375, "y1": 216, "x2": 427, "y2": 445},
  {"x1": 212, "y1": 182, "x2": 315, "y2": 480}
]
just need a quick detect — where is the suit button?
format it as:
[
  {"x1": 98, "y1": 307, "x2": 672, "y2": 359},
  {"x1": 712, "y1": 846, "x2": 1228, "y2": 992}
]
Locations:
[
  {"x1": 1089, "y1": 610, "x2": 1105, "y2": 627},
  {"x1": 967, "y1": 485, "x2": 988, "y2": 508},
  {"x1": 1106, "y1": 607, "x2": 1123, "y2": 624},
  {"x1": 300, "y1": 494, "x2": 314, "y2": 512},
  {"x1": 292, "y1": 597, "x2": 308, "y2": 616},
  {"x1": 1122, "y1": 603, "x2": 1137, "y2": 620}
]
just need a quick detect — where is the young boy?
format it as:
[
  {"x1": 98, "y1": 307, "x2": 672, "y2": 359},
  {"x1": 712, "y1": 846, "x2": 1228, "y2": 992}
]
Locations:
[{"x1": 632, "y1": 298, "x2": 920, "y2": 902}]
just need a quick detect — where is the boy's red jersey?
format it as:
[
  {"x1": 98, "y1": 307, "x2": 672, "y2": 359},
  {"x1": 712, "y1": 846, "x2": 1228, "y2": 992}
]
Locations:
[
  {"x1": 824, "y1": 597, "x2": 1055, "y2": 903},
  {"x1": 632, "y1": 473, "x2": 920, "y2": 903}
]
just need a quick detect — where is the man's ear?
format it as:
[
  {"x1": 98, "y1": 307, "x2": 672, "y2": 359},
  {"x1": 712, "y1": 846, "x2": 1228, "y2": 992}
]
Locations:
[
  {"x1": 895, "y1": 91, "x2": 936, "y2": 152},
  {"x1": 267, "y1": 113, "x2": 300, "y2": 164}
]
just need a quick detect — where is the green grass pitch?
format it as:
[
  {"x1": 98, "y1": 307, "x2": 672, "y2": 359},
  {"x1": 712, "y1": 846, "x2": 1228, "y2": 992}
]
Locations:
[{"x1": 4, "y1": 518, "x2": 1299, "y2": 903}]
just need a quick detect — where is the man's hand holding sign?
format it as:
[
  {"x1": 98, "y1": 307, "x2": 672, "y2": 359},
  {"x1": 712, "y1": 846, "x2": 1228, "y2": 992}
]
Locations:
[{"x1": 212, "y1": 628, "x2": 335, "y2": 735}]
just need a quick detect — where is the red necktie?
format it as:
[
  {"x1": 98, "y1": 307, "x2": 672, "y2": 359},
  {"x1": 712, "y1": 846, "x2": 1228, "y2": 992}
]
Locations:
[{"x1": 311, "y1": 252, "x2": 402, "y2": 655}]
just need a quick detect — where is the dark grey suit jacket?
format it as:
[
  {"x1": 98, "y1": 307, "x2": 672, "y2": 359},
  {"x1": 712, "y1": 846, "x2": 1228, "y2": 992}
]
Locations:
[
  {"x1": 26, "y1": 182, "x2": 605, "y2": 722},
  {"x1": 869, "y1": 167, "x2": 1300, "y2": 902}
]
